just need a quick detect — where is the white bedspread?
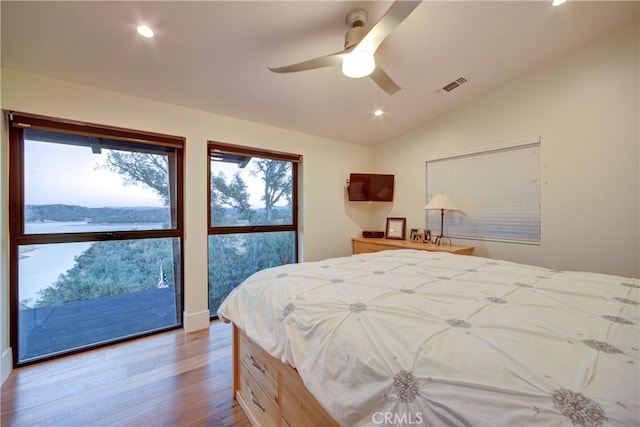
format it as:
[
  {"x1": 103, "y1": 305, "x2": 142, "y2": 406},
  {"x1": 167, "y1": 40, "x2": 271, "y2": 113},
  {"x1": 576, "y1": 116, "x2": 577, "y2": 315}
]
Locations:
[{"x1": 218, "y1": 250, "x2": 640, "y2": 427}]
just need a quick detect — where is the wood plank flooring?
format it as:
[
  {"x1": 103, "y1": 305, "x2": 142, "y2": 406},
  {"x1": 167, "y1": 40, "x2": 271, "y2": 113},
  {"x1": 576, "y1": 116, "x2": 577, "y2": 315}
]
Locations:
[{"x1": 1, "y1": 320, "x2": 251, "y2": 427}]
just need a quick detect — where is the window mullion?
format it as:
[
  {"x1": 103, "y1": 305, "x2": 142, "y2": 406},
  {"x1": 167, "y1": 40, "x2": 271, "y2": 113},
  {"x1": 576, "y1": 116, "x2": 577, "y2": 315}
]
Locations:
[{"x1": 209, "y1": 225, "x2": 296, "y2": 235}]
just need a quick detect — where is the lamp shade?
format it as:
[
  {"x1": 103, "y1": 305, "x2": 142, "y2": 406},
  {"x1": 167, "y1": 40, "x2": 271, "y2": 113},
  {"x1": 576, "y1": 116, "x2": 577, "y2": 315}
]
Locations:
[
  {"x1": 424, "y1": 193, "x2": 459, "y2": 211},
  {"x1": 342, "y1": 50, "x2": 375, "y2": 78}
]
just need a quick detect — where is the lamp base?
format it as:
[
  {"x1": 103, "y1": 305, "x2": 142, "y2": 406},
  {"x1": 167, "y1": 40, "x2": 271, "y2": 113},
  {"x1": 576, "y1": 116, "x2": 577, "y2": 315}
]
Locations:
[{"x1": 433, "y1": 235, "x2": 452, "y2": 246}]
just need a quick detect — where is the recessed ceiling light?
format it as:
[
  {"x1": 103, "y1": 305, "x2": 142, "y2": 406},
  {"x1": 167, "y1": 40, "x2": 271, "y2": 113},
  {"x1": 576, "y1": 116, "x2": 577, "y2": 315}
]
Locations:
[
  {"x1": 374, "y1": 109, "x2": 384, "y2": 117},
  {"x1": 137, "y1": 25, "x2": 154, "y2": 38},
  {"x1": 552, "y1": 0, "x2": 567, "y2": 6}
]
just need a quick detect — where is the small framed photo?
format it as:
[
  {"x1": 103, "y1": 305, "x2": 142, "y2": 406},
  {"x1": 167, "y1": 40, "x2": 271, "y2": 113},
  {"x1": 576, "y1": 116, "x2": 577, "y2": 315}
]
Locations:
[
  {"x1": 412, "y1": 231, "x2": 424, "y2": 242},
  {"x1": 424, "y1": 230, "x2": 431, "y2": 243},
  {"x1": 408, "y1": 228, "x2": 419, "y2": 241},
  {"x1": 385, "y1": 217, "x2": 406, "y2": 240}
]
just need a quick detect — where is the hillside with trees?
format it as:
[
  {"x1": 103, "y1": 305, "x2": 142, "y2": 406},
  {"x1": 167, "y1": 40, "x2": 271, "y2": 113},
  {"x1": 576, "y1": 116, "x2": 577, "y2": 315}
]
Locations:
[
  {"x1": 36, "y1": 239, "x2": 175, "y2": 306},
  {"x1": 26, "y1": 204, "x2": 170, "y2": 224}
]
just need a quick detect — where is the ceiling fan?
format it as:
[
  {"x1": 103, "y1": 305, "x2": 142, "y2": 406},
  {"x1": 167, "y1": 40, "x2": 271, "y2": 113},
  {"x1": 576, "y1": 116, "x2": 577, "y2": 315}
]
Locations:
[{"x1": 267, "y1": 0, "x2": 421, "y2": 95}]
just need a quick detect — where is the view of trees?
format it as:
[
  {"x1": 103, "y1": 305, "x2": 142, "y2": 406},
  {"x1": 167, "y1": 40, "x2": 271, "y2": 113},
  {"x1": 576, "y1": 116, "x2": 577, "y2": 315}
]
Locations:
[
  {"x1": 26, "y1": 204, "x2": 169, "y2": 224},
  {"x1": 208, "y1": 158, "x2": 295, "y2": 311},
  {"x1": 208, "y1": 231, "x2": 294, "y2": 311},
  {"x1": 36, "y1": 239, "x2": 176, "y2": 306},
  {"x1": 28, "y1": 149, "x2": 295, "y2": 314},
  {"x1": 210, "y1": 159, "x2": 293, "y2": 225}
]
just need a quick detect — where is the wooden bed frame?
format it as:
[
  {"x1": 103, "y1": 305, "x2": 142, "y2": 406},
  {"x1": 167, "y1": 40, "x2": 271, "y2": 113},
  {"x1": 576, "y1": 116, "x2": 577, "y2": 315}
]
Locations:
[{"x1": 233, "y1": 325, "x2": 339, "y2": 427}]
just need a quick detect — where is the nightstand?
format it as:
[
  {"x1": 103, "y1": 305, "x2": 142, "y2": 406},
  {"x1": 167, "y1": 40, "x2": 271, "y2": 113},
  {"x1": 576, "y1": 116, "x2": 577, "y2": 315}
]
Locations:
[{"x1": 352, "y1": 237, "x2": 474, "y2": 256}]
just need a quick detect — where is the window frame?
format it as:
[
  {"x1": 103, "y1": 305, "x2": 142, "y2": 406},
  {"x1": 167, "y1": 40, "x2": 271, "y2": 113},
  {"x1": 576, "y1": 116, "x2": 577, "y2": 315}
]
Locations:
[
  {"x1": 207, "y1": 141, "x2": 300, "y2": 238},
  {"x1": 8, "y1": 111, "x2": 185, "y2": 366},
  {"x1": 207, "y1": 141, "x2": 301, "y2": 318}
]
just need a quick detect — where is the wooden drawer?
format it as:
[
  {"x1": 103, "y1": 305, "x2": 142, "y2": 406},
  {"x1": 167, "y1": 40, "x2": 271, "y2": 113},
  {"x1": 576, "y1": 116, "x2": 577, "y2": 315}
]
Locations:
[
  {"x1": 234, "y1": 326, "x2": 339, "y2": 427},
  {"x1": 239, "y1": 332, "x2": 278, "y2": 400},
  {"x1": 281, "y1": 365, "x2": 339, "y2": 427},
  {"x1": 238, "y1": 363, "x2": 279, "y2": 427},
  {"x1": 354, "y1": 240, "x2": 397, "y2": 254}
]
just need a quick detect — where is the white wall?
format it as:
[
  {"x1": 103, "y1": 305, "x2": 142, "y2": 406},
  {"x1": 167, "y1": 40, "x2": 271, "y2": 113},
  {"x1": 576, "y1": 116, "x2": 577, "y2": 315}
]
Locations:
[
  {"x1": 374, "y1": 21, "x2": 639, "y2": 278},
  {"x1": 0, "y1": 68, "x2": 374, "y2": 381}
]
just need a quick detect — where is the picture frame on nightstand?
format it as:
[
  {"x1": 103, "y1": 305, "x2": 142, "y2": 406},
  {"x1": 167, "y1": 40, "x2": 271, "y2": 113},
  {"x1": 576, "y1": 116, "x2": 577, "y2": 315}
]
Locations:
[
  {"x1": 385, "y1": 217, "x2": 406, "y2": 240},
  {"x1": 409, "y1": 228, "x2": 419, "y2": 241}
]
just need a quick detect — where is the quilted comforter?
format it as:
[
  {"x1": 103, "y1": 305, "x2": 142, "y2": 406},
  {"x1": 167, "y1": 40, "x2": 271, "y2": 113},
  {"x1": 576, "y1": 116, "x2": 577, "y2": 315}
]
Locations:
[{"x1": 218, "y1": 249, "x2": 639, "y2": 426}]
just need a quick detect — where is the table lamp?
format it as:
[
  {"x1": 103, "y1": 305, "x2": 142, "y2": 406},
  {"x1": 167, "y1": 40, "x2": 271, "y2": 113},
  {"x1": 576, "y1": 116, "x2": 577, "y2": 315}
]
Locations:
[{"x1": 424, "y1": 193, "x2": 459, "y2": 246}]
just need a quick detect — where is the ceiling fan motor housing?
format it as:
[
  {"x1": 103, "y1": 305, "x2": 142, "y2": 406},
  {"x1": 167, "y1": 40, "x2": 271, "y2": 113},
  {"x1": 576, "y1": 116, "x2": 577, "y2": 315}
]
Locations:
[
  {"x1": 344, "y1": 8, "x2": 368, "y2": 49},
  {"x1": 345, "y1": 26, "x2": 366, "y2": 49}
]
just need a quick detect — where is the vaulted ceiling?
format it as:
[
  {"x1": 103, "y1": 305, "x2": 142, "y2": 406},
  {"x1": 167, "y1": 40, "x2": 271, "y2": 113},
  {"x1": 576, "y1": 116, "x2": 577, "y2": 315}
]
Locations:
[{"x1": 1, "y1": 1, "x2": 637, "y2": 146}]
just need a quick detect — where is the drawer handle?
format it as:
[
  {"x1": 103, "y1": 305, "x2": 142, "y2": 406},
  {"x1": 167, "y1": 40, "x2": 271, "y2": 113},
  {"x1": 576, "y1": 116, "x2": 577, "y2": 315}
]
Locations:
[
  {"x1": 247, "y1": 352, "x2": 266, "y2": 374},
  {"x1": 248, "y1": 386, "x2": 265, "y2": 412}
]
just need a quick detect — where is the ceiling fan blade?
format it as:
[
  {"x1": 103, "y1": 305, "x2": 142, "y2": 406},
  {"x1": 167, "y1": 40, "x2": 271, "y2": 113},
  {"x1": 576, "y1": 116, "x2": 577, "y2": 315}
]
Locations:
[
  {"x1": 370, "y1": 67, "x2": 401, "y2": 95},
  {"x1": 268, "y1": 50, "x2": 347, "y2": 73},
  {"x1": 357, "y1": 0, "x2": 421, "y2": 53}
]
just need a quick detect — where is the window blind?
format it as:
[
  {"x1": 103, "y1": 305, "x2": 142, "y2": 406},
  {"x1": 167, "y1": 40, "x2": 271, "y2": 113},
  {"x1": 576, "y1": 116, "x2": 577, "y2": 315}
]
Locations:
[{"x1": 426, "y1": 138, "x2": 541, "y2": 244}]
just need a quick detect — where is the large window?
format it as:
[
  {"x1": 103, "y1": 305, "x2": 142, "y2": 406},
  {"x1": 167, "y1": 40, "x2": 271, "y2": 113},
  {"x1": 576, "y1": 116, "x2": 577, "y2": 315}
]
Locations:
[
  {"x1": 208, "y1": 142, "x2": 300, "y2": 316},
  {"x1": 426, "y1": 137, "x2": 541, "y2": 244},
  {"x1": 9, "y1": 112, "x2": 184, "y2": 365}
]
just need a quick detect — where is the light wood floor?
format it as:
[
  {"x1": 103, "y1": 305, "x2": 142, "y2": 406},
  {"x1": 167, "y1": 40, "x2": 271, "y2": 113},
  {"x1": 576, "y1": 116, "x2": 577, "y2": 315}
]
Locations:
[{"x1": 1, "y1": 320, "x2": 251, "y2": 427}]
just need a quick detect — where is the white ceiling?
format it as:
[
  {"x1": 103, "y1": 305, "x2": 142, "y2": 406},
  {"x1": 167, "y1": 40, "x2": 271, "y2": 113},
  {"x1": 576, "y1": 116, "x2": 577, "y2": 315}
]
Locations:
[{"x1": 1, "y1": 1, "x2": 638, "y2": 146}]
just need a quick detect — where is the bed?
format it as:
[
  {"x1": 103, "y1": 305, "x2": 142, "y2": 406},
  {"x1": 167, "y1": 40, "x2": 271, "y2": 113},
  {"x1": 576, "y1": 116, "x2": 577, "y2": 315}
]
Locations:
[{"x1": 218, "y1": 249, "x2": 639, "y2": 427}]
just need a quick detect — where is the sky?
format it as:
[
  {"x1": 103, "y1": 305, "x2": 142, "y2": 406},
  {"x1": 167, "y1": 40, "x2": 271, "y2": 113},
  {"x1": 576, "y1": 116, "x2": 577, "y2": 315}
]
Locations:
[
  {"x1": 25, "y1": 139, "x2": 164, "y2": 208},
  {"x1": 25, "y1": 138, "x2": 284, "y2": 209}
]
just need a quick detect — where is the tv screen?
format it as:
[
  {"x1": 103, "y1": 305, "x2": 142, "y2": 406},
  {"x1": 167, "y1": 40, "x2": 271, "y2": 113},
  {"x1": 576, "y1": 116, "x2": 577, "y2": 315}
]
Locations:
[{"x1": 348, "y1": 173, "x2": 394, "y2": 202}]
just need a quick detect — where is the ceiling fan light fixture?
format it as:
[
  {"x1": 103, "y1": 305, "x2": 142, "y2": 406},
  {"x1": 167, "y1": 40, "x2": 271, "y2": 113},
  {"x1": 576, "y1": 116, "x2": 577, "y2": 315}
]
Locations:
[
  {"x1": 342, "y1": 50, "x2": 375, "y2": 79},
  {"x1": 137, "y1": 25, "x2": 154, "y2": 38}
]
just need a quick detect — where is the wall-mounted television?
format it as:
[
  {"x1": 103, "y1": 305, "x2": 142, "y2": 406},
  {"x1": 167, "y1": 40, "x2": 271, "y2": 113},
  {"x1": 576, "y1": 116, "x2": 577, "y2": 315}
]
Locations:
[{"x1": 348, "y1": 173, "x2": 395, "y2": 202}]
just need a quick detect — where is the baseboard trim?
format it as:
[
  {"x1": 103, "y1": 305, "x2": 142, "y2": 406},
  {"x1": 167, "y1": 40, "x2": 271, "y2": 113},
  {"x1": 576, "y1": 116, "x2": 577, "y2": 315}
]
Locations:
[
  {"x1": 1, "y1": 347, "x2": 12, "y2": 385},
  {"x1": 183, "y1": 310, "x2": 211, "y2": 333}
]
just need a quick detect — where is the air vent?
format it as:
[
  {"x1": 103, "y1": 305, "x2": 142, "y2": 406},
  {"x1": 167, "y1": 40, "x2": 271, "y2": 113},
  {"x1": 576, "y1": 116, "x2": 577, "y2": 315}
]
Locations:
[{"x1": 439, "y1": 77, "x2": 468, "y2": 93}]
